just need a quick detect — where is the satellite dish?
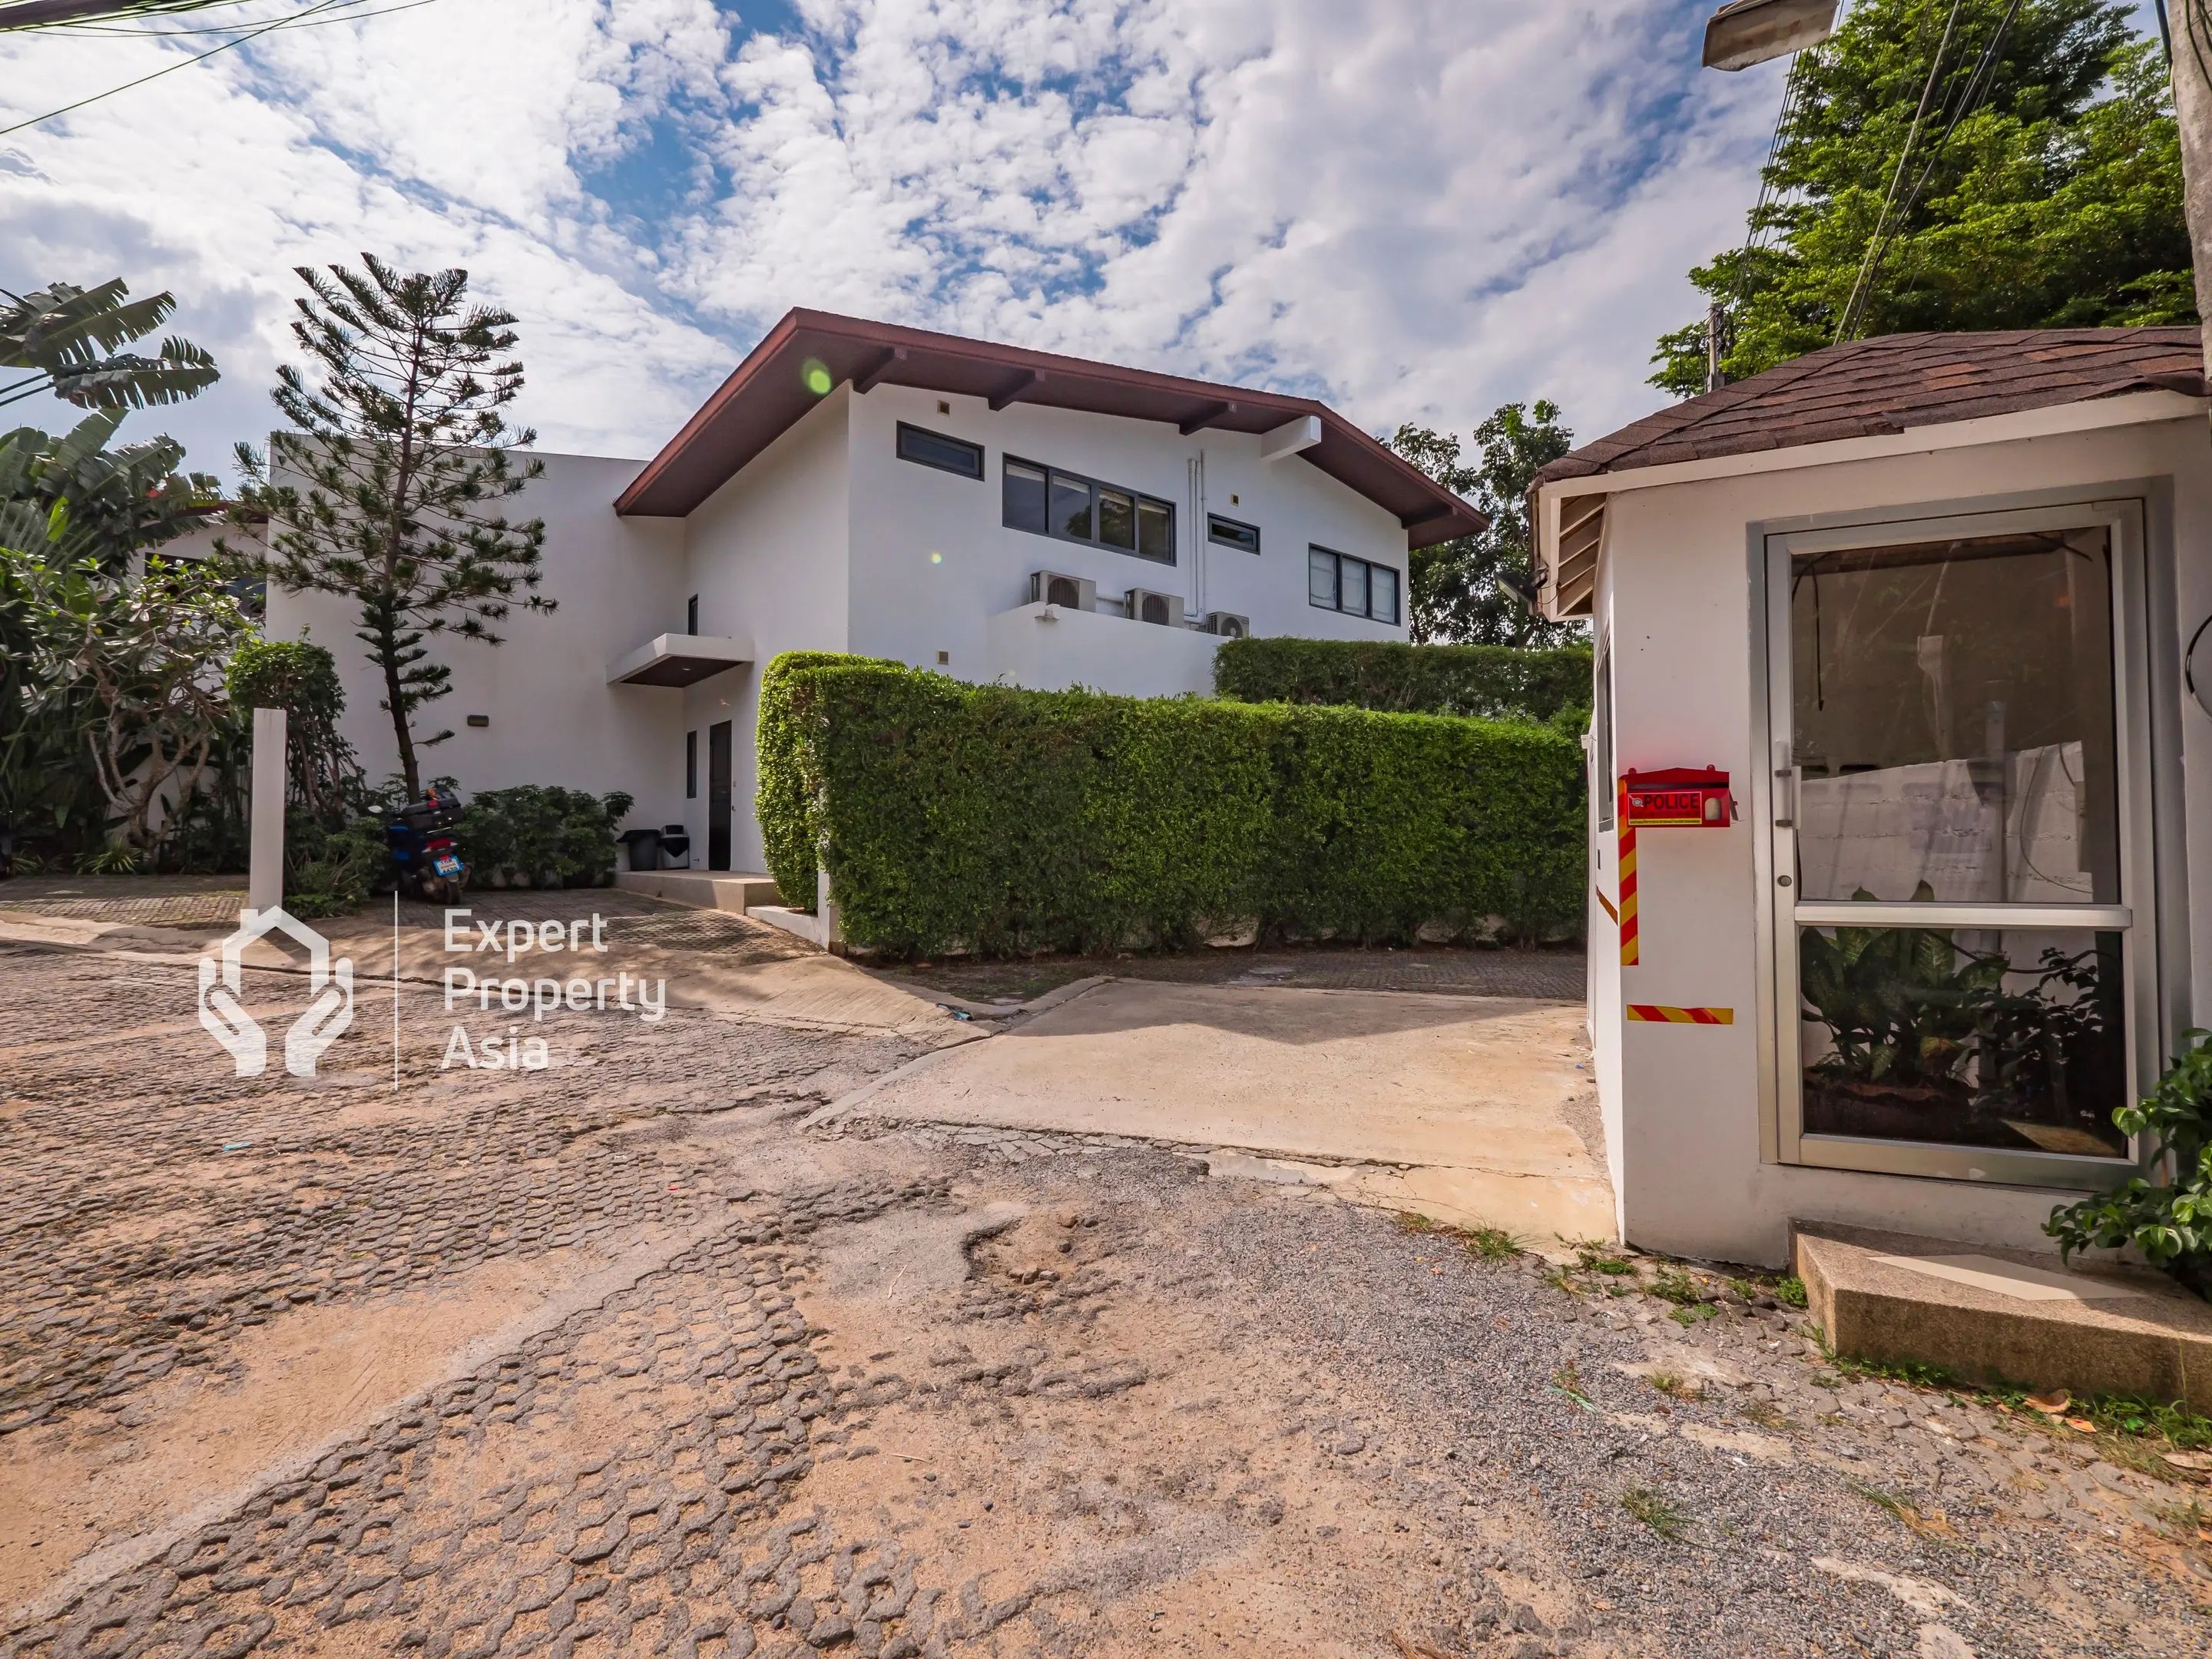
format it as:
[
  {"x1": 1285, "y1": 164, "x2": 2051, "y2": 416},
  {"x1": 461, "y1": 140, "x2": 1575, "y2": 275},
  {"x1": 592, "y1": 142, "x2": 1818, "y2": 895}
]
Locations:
[
  {"x1": 2189, "y1": 615, "x2": 2212, "y2": 721},
  {"x1": 1703, "y1": 0, "x2": 1840, "y2": 71}
]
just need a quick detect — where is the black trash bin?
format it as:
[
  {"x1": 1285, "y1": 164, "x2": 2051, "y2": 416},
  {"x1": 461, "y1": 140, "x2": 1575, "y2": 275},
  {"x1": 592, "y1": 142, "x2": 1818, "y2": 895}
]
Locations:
[
  {"x1": 619, "y1": 827, "x2": 662, "y2": 873},
  {"x1": 657, "y1": 824, "x2": 692, "y2": 869}
]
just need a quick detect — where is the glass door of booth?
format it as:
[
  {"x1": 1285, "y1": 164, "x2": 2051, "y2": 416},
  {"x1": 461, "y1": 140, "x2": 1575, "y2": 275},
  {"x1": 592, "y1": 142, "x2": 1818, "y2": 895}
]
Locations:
[{"x1": 1763, "y1": 502, "x2": 2158, "y2": 1184}]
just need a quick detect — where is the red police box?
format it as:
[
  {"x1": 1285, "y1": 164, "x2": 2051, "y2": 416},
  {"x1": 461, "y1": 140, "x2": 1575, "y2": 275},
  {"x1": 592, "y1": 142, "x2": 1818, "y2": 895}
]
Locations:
[{"x1": 1621, "y1": 767, "x2": 1734, "y2": 828}]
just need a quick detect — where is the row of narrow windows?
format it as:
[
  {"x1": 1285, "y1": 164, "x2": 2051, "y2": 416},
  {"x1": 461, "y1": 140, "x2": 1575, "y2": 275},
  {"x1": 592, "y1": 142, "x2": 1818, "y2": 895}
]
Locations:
[{"x1": 894, "y1": 419, "x2": 1396, "y2": 622}]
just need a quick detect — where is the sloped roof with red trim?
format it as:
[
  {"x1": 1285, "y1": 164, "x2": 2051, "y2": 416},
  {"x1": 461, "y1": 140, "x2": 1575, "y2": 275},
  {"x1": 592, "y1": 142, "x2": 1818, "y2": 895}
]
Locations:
[{"x1": 613, "y1": 309, "x2": 1485, "y2": 548}]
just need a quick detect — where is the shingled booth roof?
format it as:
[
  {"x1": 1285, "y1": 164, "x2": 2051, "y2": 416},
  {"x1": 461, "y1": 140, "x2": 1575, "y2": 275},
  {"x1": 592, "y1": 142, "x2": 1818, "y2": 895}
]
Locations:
[
  {"x1": 1532, "y1": 327, "x2": 2210, "y2": 616},
  {"x1": 613, "y1": 309, "x2": 1485, "y2": 548}
]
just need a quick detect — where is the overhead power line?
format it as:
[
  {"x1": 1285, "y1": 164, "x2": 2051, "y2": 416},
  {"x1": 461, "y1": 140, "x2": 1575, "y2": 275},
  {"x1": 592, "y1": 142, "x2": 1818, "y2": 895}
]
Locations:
[
  {"x1": 0, "y1": 0, "x2": 441, "y2": 137},
  {"x1": 1835, "y1": 0, "x2": 2028, "y2": 343},
  {"x1": 2, "y1": 0, "x2": 264, "y2": 28},
  {"x1": 1833, "y1": 0, "x2": 1968, "y2": 343}
]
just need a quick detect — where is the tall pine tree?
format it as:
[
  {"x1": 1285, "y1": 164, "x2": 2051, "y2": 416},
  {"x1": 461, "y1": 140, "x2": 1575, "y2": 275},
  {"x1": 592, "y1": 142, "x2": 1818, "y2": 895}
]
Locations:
[
  {"x1": 1653, "y1": 0, "x2": 2191, "y2": 396},
  {"x1": 232, "y1": 257, "x2": 550, "y2": 798}
]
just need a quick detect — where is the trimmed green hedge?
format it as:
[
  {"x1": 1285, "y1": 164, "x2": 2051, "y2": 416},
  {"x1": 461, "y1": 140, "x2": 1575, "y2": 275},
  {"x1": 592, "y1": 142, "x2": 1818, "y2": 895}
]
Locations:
[
  {"x1": 757, "y1": 649, "x2": 906, "y2": 904},
  {"x1": 757, "y1": 654, "x2": 1585, "y2": 957},
  {"x1": 1214, "y1": 636, "x2": 1592, "y2": 724}
]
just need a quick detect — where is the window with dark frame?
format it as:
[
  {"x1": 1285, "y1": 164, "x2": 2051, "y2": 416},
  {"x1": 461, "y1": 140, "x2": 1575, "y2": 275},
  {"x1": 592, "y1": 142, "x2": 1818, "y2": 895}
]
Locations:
[
  {"x1": 1004, "y1": 460, "x2": 1048, "y2": 533},
  {"x1": 685, "y1": 730, "x2": 697, "y2": 800},
  {"x1": 1307, "y1": 545, "x2": 1402, "y2": 625},
  {"x1": 1004, "y1": 453, "x2": 1175, "y2": 566},
  {"x1": 1207, "y1": 514, "x2": 1260, "y2": 555},
  {"x1": 896, "y1": 422, "x2": 985, "y2": 480}
]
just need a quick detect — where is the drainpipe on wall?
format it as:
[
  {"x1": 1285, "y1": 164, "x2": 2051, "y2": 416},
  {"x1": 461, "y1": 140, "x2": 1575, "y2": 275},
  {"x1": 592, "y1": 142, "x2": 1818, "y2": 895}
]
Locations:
[{"x1": 1187, "y1": 452, "x2": 1207, "y2": 618}]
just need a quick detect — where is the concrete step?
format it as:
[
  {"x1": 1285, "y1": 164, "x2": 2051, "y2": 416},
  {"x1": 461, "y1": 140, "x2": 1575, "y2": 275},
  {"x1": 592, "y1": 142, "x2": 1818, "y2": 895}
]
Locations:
[
  {"x1": 1794, "y1": 1221, "x2": 2212, "y2": 1412},
  {"x1": 614, "y1": 870, "x2": 781, "y2": 913}
]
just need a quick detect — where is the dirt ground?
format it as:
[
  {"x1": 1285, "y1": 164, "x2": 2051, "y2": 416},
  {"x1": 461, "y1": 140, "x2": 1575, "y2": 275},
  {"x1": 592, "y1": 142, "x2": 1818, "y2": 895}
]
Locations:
[{"x1": 2, "y1": 916, "x2": 2210, "y2": 1659}]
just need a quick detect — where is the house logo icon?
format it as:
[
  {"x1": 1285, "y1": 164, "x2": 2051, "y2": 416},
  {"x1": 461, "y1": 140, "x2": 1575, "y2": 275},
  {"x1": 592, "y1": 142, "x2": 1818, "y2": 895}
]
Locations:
[{"x1": 197, "y1": 907, "x2": 356, "y2": 1077}]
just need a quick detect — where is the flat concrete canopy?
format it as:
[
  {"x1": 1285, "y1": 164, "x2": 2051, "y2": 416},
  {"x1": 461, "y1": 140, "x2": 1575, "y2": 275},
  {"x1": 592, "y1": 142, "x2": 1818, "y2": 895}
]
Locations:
[
  {"x1": 604, "y1": 632, "x2": 753, "y2": 687},
  {"x1": 833, "y1": 978, "x2": 1613, "y2": 1245}
]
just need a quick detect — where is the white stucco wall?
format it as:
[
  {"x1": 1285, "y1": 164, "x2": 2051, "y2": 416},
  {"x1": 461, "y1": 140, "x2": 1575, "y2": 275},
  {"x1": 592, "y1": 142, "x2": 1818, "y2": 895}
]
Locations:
[
  {"x1": 984, "y1": 601, "x2": 1222, "y2": 697},
  {"x1": 1585, "y1": 412, "x2": 2212, "y2": 1266},
  {"x1": 674, "y1": 389, "x2": 853, "y2": 872},
  {"x1": 262, "y1": 451, "x2": 687, "y2": 834},
  {"x1": 841, "y1": 382, "x2": 1410, "y2": 677}
]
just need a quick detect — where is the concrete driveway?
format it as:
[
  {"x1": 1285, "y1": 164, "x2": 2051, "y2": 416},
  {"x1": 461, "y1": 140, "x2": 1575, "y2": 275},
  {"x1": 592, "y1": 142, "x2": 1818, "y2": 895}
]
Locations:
[{"x1": 827, "y1": 977, "x2": 1614, "y2": 1247}]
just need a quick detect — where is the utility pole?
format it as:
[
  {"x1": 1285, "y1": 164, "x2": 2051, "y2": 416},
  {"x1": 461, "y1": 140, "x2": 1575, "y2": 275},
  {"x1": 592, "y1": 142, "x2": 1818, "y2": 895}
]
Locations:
[
  {"x1": 1697, "y1": 1, "x2": 1839, "y2": 395},
  {"x1": 2170, "y1": 2, "x2": 2212, "y2": 375}
]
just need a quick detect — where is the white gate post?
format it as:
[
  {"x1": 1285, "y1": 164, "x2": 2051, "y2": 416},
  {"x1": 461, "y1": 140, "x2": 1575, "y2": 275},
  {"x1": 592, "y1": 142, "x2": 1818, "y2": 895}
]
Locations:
[{"x1": 247, "y1": 707, "x2": 287, "y2": 918}]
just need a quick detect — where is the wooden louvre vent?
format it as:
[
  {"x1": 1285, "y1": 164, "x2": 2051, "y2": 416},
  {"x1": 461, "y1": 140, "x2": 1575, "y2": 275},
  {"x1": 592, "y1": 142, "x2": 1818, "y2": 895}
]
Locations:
[{"x1": 1551, "y1": 495, "x2": 1604, "y2": 617}]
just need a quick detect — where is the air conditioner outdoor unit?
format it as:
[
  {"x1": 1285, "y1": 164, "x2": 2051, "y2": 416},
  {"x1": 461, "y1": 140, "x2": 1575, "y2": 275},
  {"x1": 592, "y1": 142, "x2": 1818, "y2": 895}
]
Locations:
[
  {"x1": 1126, "y1": 588, "x2": 1184, "y2": 628},
  {"x1": 1200, "y1": 611, "x2": 1250, "y2": 639},
  {"x1": 1029, "y1": 570, "x2": 1096, "y2": 611}
]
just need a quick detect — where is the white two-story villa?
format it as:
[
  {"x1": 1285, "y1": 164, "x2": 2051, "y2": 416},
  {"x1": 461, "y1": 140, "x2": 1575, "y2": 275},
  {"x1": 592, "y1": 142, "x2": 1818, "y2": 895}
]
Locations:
[{"x1": 266, "y1": 310, "x2": 1480, "y2": 872}]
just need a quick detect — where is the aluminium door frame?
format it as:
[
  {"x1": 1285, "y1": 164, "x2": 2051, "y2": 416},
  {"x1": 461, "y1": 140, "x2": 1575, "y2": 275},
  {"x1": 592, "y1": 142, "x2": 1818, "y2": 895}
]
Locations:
[{"x1": 1750, "y1": 492, "x2": 2165, "y2": 1189}]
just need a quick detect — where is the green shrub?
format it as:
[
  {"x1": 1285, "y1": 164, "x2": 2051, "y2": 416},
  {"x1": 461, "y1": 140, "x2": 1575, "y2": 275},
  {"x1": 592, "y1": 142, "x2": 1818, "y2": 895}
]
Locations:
[
  {"x1": 757, "y1": 648, "x2": 906, "y2": 906},
  {"x1": 758, "y1": 655, "x2": 1585, "y2": 957},
  {"x1": 2048, "y1": 1030, "x2": 2212, "y2": 1296},
  {"x1": 1214, "y1": 636, "x2": 1592, "y2": 723},
  {"x1": 225, "y1": 637, "x2": 362, "y2": 828},
  {"x1": 463, "y1": 785, "x2": 635, "y2": 889},
  {"x1": 283, "y1": 813, "x2": 386, "y2": 918}
]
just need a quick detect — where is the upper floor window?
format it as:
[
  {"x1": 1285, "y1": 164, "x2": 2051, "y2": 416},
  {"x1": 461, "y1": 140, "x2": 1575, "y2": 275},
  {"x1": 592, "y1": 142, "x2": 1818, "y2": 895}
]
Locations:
[
  {"x1": 1309, "y1": 545, "x2": 1400, "y2": 625},
  {"x1": 1005, "y1": 455, "x2": 1174, "y2": 565},
  {"x1": 1207, "y1": 514, "x2": 1260, "y2": 555},
  {"x1": 897, "y1": 422, "x2": 984, "y2": 480}
]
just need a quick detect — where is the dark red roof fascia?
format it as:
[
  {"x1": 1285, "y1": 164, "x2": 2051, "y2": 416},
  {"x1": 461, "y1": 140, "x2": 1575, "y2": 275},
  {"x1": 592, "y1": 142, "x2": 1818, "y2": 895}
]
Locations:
[{"x1": 612, "y1": 309, "x2": 1485, "y2": 548}]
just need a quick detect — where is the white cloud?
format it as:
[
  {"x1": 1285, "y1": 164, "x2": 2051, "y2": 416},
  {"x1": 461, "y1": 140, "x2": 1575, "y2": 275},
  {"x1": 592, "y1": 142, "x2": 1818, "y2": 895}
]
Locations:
[{"x1": 1, "y1": 0, "x2": 1790, "y2": 478}]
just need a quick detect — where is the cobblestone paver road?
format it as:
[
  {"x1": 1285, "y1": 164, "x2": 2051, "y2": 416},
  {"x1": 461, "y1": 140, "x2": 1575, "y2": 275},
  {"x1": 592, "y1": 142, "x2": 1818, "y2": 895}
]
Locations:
[{"x1": 5, "y1": 935, "x2": 2212, "y2": 1659}]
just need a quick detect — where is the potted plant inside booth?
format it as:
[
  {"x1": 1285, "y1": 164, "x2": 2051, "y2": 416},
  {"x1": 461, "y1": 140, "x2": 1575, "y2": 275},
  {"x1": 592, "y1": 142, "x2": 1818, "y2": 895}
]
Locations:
[{"x1": 1797, "y1": 884, "x2": 2125, "y2": 1156}]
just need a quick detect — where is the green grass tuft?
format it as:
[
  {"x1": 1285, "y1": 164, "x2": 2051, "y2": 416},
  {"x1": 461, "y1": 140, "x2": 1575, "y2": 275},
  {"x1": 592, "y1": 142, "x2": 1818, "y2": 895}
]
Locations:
[{"x1": 1621, "y1": 1486, "x2": 1687, "y2": 1539}]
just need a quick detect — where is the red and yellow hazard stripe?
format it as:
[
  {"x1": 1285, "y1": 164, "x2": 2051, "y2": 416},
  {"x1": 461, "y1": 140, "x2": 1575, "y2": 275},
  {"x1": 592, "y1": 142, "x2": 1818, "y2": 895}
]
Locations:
[
  {"x1": 1617, "y1": 777, "x2": 1638, "y2": 967},
  {"x1": 1625, "y1": 1004, "x2": 1734, "y2": 1025}
]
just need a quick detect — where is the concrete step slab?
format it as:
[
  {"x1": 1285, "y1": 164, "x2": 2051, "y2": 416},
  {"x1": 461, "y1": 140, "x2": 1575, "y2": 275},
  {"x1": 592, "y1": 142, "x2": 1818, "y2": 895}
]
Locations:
[
  {"x1": 1793, "y1": 1221, "x2": 2212, "y2": 1411},
  {"x1": 614, "y1": 870, "x2": 781, "y2": 912}
]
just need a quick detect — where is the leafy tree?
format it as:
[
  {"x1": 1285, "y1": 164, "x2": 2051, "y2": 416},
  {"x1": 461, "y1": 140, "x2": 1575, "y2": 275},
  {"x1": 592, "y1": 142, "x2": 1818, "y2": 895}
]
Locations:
[
  {"x1": 1, "y1": 283, "x2": 220, "y2": 870},
  {"x1": 230, "y1": 255, "x2": 551, "y2": 799},
  {"x1": 2, "y1": 279, "x2": 218, "y2": 415},
  {"x1": 1652, "y1": 1, "x2": 2189, "y2": 396},
  {"x1": 9, "y1": 549, "x2": 249, "y2": 853},
  {"x1": 0, "y1": 411, "x2": 220, "y2": 568},
  {"x1": 1389, "y1": 402, "x2": 1583, "y2": 647}
]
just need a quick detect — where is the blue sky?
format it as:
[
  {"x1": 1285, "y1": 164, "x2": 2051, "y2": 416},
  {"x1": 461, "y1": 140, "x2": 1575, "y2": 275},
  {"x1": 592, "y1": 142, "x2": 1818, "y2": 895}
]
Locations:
[{"x1": 0, "y1": 1, "x2": 2167, "y2": 482}]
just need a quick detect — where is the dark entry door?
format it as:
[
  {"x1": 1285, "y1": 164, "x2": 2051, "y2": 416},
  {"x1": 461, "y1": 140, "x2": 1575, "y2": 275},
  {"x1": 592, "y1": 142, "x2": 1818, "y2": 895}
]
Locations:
[{"x1": 707, "y1": 720, "x2": 732, "y2": 871}]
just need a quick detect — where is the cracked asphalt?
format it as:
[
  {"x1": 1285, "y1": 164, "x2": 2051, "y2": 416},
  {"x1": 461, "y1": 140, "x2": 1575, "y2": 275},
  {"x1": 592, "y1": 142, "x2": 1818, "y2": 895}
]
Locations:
[{"x1": 2, "y1": 931, "x2": 2209, "y2": 1659}]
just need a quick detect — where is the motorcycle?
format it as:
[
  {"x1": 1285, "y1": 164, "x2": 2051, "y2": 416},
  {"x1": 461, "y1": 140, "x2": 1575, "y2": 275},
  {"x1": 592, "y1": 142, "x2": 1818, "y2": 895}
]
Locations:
[{"x1": 386, "y1": 784, "x2": 469, "y2": 902}]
